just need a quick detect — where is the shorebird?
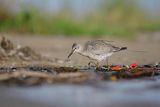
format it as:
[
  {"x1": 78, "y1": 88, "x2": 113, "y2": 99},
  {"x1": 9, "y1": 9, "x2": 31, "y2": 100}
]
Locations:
[{"x1": 68, "y1": 40, "x2": 127, "y2": 67}]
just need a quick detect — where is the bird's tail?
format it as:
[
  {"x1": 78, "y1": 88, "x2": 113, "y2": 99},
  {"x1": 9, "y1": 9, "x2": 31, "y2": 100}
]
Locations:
[
  {"x1": 113, "y1": 47, "x2": 127, "y2": 52},
  {"x1": 119, "y1": 47, "x2": 127, "y2": 51}
]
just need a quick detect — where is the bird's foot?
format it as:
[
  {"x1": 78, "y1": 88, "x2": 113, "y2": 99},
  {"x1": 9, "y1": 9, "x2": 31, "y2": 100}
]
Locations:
[{"x1": 88, "y1": 61, "x2": 97, "y2": 69}]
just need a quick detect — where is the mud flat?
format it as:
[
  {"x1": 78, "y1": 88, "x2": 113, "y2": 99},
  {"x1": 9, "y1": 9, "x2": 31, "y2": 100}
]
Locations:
[{"x1": 0, "y1": 34, "x2": 160, "y2": 107}]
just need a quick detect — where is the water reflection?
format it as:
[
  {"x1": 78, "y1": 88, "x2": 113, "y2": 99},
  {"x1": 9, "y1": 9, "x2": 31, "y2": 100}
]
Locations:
[{"x1": 0, "y1": 79, "x2": 160, "y2": 107}]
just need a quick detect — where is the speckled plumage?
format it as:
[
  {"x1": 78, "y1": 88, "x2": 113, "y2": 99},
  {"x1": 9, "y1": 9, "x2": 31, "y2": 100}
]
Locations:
[{"x1": 68, "y1": 40, "x2": 127, "y2": 66}]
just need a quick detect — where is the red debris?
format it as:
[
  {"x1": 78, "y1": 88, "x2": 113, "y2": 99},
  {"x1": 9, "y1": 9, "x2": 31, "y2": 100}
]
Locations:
[
  {"x1": 111, "y1": 65, "x2": 122, "y2": 70},
  {"x1": 130, "y1": 63, "x2": 138, "y2": 68}
]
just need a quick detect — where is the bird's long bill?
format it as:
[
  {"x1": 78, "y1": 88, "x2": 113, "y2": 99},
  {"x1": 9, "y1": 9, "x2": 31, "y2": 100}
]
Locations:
[{"x1": 68, "y1": 49, "x2": 75, "y2": 59}]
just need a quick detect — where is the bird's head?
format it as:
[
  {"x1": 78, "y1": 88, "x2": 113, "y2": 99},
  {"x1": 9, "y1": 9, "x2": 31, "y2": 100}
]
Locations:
[{"x1": 68, "y1": 43, "x2": 81, "y2": 58}]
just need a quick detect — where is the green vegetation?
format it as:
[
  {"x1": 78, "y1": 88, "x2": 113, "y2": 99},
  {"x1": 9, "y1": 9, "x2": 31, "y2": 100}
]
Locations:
[{"x1": 0, "y1": 0, "x2": 160, "y2": 37}]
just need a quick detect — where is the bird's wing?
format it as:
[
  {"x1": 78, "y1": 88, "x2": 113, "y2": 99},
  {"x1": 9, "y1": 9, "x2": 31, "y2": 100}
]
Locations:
[
  {"x1": 84, "y1": 40, "x2": 119, "y2": 55},
  {"x1": 98, "y1": 40, "x2": 121, "y2": 52}
]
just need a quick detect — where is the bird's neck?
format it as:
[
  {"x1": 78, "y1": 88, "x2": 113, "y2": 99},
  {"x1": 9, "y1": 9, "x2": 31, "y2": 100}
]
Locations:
[
  {"x1": 77, "y1": 46, "x2": 86, "y2": 56},
  {"x1": 77, "y1": 49, "x2": 88, "y2": 56}
]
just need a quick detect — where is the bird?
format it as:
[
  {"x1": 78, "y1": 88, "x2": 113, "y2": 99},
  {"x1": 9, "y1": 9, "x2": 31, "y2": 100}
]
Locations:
[{"x1": 68, "y1": 40, "x2": 127, "y2": 67}]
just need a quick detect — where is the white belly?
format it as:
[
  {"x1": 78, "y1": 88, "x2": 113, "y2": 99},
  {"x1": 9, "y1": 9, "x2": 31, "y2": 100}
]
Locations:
[{"x1": 79, "y1": 52, "x2": 113, "y2": 61}]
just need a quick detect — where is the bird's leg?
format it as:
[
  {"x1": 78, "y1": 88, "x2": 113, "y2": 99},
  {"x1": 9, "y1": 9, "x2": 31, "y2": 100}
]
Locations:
[
  {"x1": 106, "y1": 58, "x2": 110, "y2": 71},
  {"x1": 106, "y1": 58, "x2": 109, "y2": 66},
  {"x1": 96, "y1": 60, "x2": 100, "y2": 68},
  {"x1": 88, "y1": 60, "x2": 100, "y2": 69}
]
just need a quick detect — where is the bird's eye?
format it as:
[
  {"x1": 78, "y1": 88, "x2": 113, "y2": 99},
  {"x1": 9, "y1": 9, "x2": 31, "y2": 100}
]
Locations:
[{"x1": 73, "y1": 47, "x2": 76, "y2": 50}]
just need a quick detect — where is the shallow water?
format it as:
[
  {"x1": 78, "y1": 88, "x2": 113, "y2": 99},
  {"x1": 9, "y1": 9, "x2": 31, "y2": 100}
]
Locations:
[{"x1": 0, "y1": 77, "x2": 160, "y2": 107}]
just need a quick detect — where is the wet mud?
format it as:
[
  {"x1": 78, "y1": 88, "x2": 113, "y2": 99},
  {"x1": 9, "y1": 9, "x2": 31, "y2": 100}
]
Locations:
[
  {"x1": 0, "y1": 36, "x2": 160, "y2": 107},
  {"x1": 0, "y1": 36, "x2": 159, "y2": 86}
]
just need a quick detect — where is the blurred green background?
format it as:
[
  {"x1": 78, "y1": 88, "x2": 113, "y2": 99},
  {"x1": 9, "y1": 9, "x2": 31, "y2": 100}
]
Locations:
[{"x1": 0, "y1": 0, "x2": 160, "y2": 37}]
